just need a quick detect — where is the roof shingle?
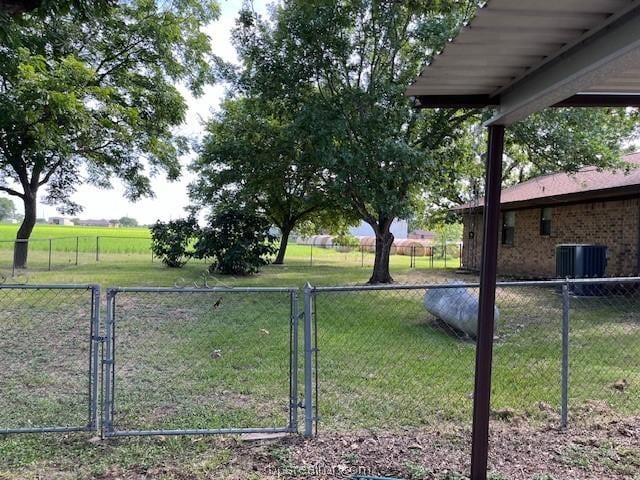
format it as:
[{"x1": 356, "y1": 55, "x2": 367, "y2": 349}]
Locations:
[{"x1": 457, "y1": 152, "x2": 640, "y2": 211}]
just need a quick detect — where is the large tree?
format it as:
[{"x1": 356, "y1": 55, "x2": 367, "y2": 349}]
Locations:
[
  {"x1": 244, "y1": 0, "x2": 639, "y2": 283},
  {"x1": 0, "y1": 0, "x2": 219, "y2": 268},
  {"x1": 191, "y1": 94, "x2": 336, "y2": 264},
  {"x1": 241, "y1": 0, "x2": 476, "y2": 283}
]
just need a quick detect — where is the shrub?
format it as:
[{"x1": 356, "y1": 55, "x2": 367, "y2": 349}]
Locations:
[
  {"x1": 333, "y1": 233, "x2": 360, "y2": 247},
  {"x1": 150, "y1": 217, "x2": 199, "y2": 268},
  {"x1": 195, "y1": 206, "x2": 277, "y2": 275}
]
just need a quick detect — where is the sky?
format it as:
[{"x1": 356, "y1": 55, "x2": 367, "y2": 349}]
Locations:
[{"x1": 9, "y1": 0, "x2": 270, "y2": 225}]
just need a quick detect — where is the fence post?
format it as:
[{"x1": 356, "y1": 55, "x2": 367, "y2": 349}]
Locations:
[
  {"x1": 12, "y1": 241, "x2": 15, "y2": 277},
  {"x1": 290, "y1": 290, "x2": 299, "y2": 433},
  {"x1": 89, "y1": 285, "x2": 101, "y2": 430},
  {"x1": 561, "y1": 281, "x2": 570, "y2": 428},
  {"x1": 102, "y1": 289, "x2": 116, "y2": 438},
  {"x1": 48, "y1": 239, "x2": 52, "y2": 271},
  {"x1": 76, "y1": 236, "x2": 79, "y2": 266},
  {"x1": 444, "y1": 243, "x2": 447, "y2": 268},
  {"x1": 303, "y1": 282, "x2": 314, "y2": 437}
]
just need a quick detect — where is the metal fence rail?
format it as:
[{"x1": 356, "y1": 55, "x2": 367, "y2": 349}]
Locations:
[
  {"x1": 102, "y1": 286, "x2": 300, "y2": 437},
  {"x1": 306, "y1": 277, "x2": 640, "y2": 437},
  {"x1": 0, "y1": 283, "x2": 100, "y2": 434},
  {"x1": 0, "y1": 277, "x2": 638, "y2": 445},
  {"x1": 294, "y1": 242, "x2": 463, "y2": 269}
]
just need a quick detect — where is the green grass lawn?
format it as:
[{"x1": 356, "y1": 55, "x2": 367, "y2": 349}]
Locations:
[
  {"x1": 0, "y1": 224, "x2": 460, "y2": 285},
  {"x1": 0, "y1": 224, "x2": 638, "y2": 478}
]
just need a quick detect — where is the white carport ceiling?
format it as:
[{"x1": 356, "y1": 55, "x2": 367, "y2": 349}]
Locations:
[{"x1": 407, "y1": 0, "x2": 640, "y2": 125}]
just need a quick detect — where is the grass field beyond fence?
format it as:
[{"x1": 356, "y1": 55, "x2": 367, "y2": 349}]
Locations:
[{"x1": 0, "y1": 224, "x2": 460, "y2": 274}]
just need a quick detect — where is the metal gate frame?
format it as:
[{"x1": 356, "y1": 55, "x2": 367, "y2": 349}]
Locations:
[
  {"x1": 0, "y1": 283, "x2": 101, "y2": 434},
  {"x1": 101, "y1": 286, "x2": 301, "y2": 437}
]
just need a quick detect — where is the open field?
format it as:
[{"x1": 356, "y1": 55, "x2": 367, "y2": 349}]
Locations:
[
  {"x1": 0, "y1": 226, "x2": 638, "y2": 479},
  {"x1": 0, "y1": 223, "x2": 459, "y2": 276}
]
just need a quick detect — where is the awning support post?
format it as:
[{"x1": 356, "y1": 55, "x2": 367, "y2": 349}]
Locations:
[{"x1": 470, "y1": 124, "x2": 505, "y2": 480}]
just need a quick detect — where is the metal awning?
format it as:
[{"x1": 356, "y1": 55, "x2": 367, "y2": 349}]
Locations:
[
  {"x1": 407, "y1": 2, "x2": 640, "y2": 480},
  {"x1": 407, "y1": 0, "x2": 640, "y2": 124}
]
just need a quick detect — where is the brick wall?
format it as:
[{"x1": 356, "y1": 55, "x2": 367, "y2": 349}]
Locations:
[{"x1": 461, "y1": 197, "x2": 640, "y2": 278}]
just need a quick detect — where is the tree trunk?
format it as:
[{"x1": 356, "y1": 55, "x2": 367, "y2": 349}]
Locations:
[
  {"x1": 273, "y1": 226, "x2": 292, "y2": 265},
  {"x1": 13, "y1": 193, "x2": 37, "y2": 269},
  {"x1": 368, "y1": 226, "x2": 394, "y2": 284}
]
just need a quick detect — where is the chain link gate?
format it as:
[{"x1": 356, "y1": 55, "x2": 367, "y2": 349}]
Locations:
[
  {"x1": 102, "y1": 286, "x2": 301, "y2": 437},
  {"x1": 0, "y1": 283, "x2": 101, "y2": 434}
]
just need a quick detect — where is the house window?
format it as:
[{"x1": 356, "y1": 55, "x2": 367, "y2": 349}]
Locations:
[
  {"x1": 502, "y1": 211, "x2": 515, "y2": 246},
  {"x1": 540, "y1": 207, "x2": 552, "y2": 236}
]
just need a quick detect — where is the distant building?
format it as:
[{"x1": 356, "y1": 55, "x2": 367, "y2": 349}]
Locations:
[
  {"x1": 349, "y1": 219, "x2": 409, "y2": 239},
  {"x1": 48, "y1": 216, "x2": 72, "y2": 226},
  {"x1": 78, "y1": 219, "x2": 111, "y2": 227},
  {"x1": 409, "y1": 229, "x2": 436, "y2": 242}
]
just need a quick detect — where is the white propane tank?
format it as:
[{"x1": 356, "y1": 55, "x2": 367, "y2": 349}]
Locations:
[{"x1": 423, "y1": 282, "x2": 499, "y2": 338}]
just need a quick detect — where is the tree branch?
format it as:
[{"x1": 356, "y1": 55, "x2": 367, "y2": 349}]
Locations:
[
  {"x1": 0, "y1": 185, "x2": 25, "y2": 199},
  {"x1": 38, "y1": 159, "x2": 64, "y2": 186}
]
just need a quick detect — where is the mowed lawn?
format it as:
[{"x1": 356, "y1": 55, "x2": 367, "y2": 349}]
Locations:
[
  {"x1": 0, "y1": 223, "x2": 458, "y2": 278},
  {"x1": 0, "y1": 224, "x2": 639, "y2": 478}
]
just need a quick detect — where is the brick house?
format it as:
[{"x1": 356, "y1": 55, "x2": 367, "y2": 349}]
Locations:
[{"x1": 457, "y1": 153, "x2": 640, "y2": 278}]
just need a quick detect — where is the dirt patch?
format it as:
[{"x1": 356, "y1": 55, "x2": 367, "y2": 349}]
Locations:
[{"x1": 87, "y1": 417, "x2": 640, "y2": 480}]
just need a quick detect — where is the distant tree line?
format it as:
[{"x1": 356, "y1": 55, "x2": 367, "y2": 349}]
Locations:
[{"x1": 0, "y1": 197, "x2": 15, "y2": 221}]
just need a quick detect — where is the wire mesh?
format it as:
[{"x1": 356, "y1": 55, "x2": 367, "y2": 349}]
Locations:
[
  {"x1": 286, "y1": 243, "x2": 462, "y2": 270},
  {"x1": 491, "y1": 284, "x2": 564, "y2": 421},
  {"x1": 311, "y1": 284, "x2": 477, "y2": 433},
  {"x1": 0, "y1": 285, "x2": 98, "y2": 433},
  {"x1": 104, "y1": 287, "x2": 298, "y2": 436},
  {"x1": 310, "y1": 279, "x2": 640, "y2": 445},
  {"x1": 0, "y1": 275, "x2": 637, "y2": 454},
  {"x1": 566, "y1": 281, "x2": 640, "y2": 419}
]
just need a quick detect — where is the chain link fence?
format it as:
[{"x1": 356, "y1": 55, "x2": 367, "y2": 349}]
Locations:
[
  {"x1": 291, "y1": 242, "x2": 463, "y2": 269},
  {"x1": 0, "y1": 284, "x2": 100, "y2": 433},
  {"x1": 102, "y1": 286, "x2": 300, "y2": 437},
  {"x1": 308, "y1": 283, "x2": 476, "y2": 434},
  {"x1": 308, "y1": 278, "x2": 640, "y2": 434},
  {"x1": 0, "y1": 236, "x2": 157, "y2": 274},
  {"x1": 0, "y1": 236, "x2": 463, "y2": 274},
  {"x1": 564, "y1": 281, "x2": 640, "y2": 418},
  {"x1": 0, "y1": 278, "x2": 638, "y2": 451}
]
